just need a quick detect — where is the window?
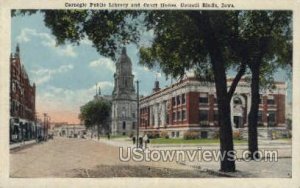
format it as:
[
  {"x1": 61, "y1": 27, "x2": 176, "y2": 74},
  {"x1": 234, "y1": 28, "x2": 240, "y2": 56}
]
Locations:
[
  {"x1": 176, "y1": 95, "x2": 181, "y2": 105},
  {"x1": 132, "y1": 112, "x2": 135, "y2": 118},
  {"x1": 268, "y1": 111, "x2": 276, "y2": 123},
  {"x1": 166, "y1": 114, "x2": 169, "y2": 124},
  {"x1": 182, "y1": 94, "x2": 186, "y2": 104},
  {"x1": 121, "y1": 109, "x2": 126, "y2": 118},
  {"x1": 176, "y1": 131, "x2": 180, "y2": 137},
  {"x1": 199, "y1": 93, "x2": 208, "y2": 104},
  {"x1": 199, "y1": 110, "x2": 209, "y2": 121},
  {"x1": 177, "y1": 111, "x2": 181, "y2": 120},
  {"x1": 182, "y1": 110, "x2": 186, "y2": 120},
  {"x1": 258, "y1": 111, "x2": 263, "y2": 122},
  {"x1": 132, "y1": 122, "x2": 136, "y2": 129},
  {"x1": 158, "y1": 116, "x2": 161, "y2": 126},
  {"x1": 122, "y1": 122, "x2": 126, "y2": 130},
  {"x1": 151, "y1": 114, "x2": 154, "y2": 125},
  {"x1": 259, "y1": 95, "x2": 263, "y2": 104},
  {"x1": 172, "y1": 97, "x2": 176, "y2": 106},
  {"x1": 201, "y1": 131, "x2": 208, "y2": 138},
  {"x1": 213, "y1": 111, "x2": 218, "y2": 121},
  {"x1": 172, "y1": 112, "x2": 176, "y2": 121},
  {"x1": 267, "y1": 96, "x2": 275, "y2": 105},
  {"x1": 171, "y1": 132, "x2": 175, "y2": 137},
  {"x1": 233, "y1": 97, "x2": 242, "y2": 105}
]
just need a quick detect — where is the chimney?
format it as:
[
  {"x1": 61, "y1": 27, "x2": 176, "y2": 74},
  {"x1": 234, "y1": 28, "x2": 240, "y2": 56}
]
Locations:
[{"x1": 153, "y1": 80, "x2": 160, "y2": 93}]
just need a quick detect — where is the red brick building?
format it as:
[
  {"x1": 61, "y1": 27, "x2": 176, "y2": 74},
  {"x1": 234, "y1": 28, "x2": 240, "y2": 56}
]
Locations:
[
  {"x1": 10, "y1": 45, "x2": 38, "y2": 142},
  {"x1": 139, "y1": 76, "x2": 287, "y2": 138}
]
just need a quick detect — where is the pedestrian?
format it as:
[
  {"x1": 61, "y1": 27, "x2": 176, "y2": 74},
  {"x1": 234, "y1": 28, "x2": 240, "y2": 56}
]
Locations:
[
  {"x1": 139, "y1": 137, "x2": 143, "y2": 149},
  {"x1": 132, "y1": 136, "x2": 136, "y2": 145},
  {"x1": 144, "y1": 134, "x2": 149, "y2": 148}
]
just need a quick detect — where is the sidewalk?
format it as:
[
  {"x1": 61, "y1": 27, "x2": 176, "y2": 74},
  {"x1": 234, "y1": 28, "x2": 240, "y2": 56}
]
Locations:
[
  {"x1": 10, "y1": 140, "x2": 38, "y2": 150},
  {"x1": 93, "y1": 137, "x2": 292, "y2": 158},
  {"x1": 93, "y1": 137, "x2": 292, "y2": 177}
]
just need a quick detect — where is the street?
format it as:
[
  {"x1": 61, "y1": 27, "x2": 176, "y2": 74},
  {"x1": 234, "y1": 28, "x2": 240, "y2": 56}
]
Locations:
[
  {"x1": 10, "y1": 137, "x2": 292, "y2": 178},
  {"x1": 10, "y1": 137, "x2": 215, "y2": 178}
]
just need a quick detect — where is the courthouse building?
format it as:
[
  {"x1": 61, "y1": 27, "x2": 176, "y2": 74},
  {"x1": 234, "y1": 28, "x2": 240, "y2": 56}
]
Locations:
[
  {"x1": 139, "y1": 76, "x2": 287, "y2": 138},
  {"x1": 111, "y1": 48, "x2": 137, "y2": 135}
]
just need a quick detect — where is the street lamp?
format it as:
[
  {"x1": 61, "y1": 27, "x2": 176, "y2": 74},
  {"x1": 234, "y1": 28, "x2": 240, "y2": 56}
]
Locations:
[
  {"x1": 43, "y1": 113, "x2": 51, "y2": 141},
  {"x1": 43, "y1": 113, "x2": 47, "y2": 141},
  {"x1": 136, "y1": 80, "x2": 140, "y2": 148}
]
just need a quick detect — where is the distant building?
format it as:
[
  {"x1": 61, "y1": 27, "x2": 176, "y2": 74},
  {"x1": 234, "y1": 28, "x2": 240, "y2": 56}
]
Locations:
[
  {"x1": 9, "y1": 45, "x2": 41, "y2": 142},
  {"x1": 139, "y1": 76, "x2": 287, "y2": 138},
  {"x1": 53, "y1": 124, "x2": 86, "y2": 137},
  {"x1": 111, "y1": 48, "x2": 137, "y2": 135}
]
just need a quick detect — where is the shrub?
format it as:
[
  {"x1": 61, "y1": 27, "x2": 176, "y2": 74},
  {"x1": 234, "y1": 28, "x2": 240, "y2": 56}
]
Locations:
[
  {"x1": 212, "y1": 131, "x2": 220, "y2": 139},
  {"x1": 128, "y1": 132, "x2": 134, "y2": 138},
  {"x1": 147, "y1": 131, "x2": 160, "y2": 139},
  {"x1": 233, "y1": 130, "x2": 242, "y2": 140},
  {"x1": 183, "y1": 131, "x2": 199, "y2": 140},
  {"x1": 258, "y1": 123, "x2": 264, "y2": 127},
  {"x1": 160, "y1": 131, "x2": 169, "y2": 139}
]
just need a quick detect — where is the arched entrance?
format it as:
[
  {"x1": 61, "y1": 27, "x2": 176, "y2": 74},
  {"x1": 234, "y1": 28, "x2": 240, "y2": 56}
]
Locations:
[{"x1": 231, "y1": 95, "x2": 246, "y2": 129}]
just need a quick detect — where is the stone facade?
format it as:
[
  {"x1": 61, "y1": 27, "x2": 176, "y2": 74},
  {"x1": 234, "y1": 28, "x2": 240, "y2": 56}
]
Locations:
[
  {"x1": 111, "y1": 48, "x2": 137, "y2": 135},
  {"x1": 139, "y1": 76, "x2": 287, "y2": 138}
]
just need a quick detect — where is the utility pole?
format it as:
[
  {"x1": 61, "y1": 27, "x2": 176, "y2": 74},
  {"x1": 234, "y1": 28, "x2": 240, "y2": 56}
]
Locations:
[
  {"x1": 136, "y1": 80, "x2": 140, "y2": 148},
  {"x1": 43, "y1": 113, "x2": 47, "y2": 141}
]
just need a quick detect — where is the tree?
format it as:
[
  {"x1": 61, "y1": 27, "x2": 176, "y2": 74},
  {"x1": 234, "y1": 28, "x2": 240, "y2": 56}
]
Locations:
[
  {"x1": 235, "y1": 11, "x2": 292, "y2": 159},
  {"x1": 13, "y1": 10, "x2": 245, "y2": 172},
  {"x1": 79, "y1": 98, "x2": 111, "y2": 139},
  {"x1": 140, "y1": 11, "x2": 249, "y2": 171},
  {"x1": 14, "y1": 10, "x2": 291, "y2": 171}
]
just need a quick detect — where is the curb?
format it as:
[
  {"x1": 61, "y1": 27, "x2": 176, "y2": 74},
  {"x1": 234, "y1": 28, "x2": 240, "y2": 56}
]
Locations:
[
  {"x1": 176, "y1": 161, "x2": 237, "y2": 177},
  {"x1": 10, "y1": 141, "x2": 38, "y2": 152}
]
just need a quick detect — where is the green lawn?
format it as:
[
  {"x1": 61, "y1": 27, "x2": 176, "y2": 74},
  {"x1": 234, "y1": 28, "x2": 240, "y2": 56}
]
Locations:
[
  {"x1": 150, "y1": 138, "x2": 246, "y2": 144},
  {"x1": 109, "y1": 135, "x2": 129, "y2": 139}
]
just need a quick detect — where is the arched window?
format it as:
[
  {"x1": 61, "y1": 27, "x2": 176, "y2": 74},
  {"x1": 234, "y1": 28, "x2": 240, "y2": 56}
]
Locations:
[{"x1": 233, "y1": 97, "x2": 242, "y2": 105}]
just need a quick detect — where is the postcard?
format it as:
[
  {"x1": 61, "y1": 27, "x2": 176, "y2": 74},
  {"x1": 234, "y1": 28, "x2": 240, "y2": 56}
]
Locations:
[{"x1": 0, "y1": 0, "x2": 299, "y2": 187}]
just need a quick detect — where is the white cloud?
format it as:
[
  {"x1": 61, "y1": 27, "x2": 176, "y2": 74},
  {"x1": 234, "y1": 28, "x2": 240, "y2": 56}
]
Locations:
[
  {"x1": 80, "y1": 36, "x2": 93, "y2": 46},
  {"x1": 31, "y1": 64, "x2": 74, "y2": 85},
  {"x1": 95, "y1": 81, "x2": 114, "y2": 91},
  {"x1": 16, "y1": 28, "x2": 77, "y2": 57},
  {"x1": 58, "y1": 44, "x2": 77, "y2": 57},
  {"x1": 36, "y1": 81, "x2": 114, "y2": 116},
  {"x1": 139, "y1": 29, "x2": 154, "y2": 47},
  {"x1": 88, "y1": 57, "x2": 115, "y2": 72}
]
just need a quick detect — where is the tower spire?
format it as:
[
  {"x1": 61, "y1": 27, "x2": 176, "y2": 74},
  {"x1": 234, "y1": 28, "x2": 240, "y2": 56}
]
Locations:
[
  {"x1": 95, "y1": 83, "x2": 98, "y2": 96},
  {"x1": 98, "y1": 86, "x2": 101, "y2": 96},
  {"x1": 15, "y1": 43, "x2": 20, "y2": 57}
]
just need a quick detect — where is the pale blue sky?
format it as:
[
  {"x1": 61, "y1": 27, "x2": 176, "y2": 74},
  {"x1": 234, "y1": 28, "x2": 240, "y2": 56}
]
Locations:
[
  {"x1": 11, "y1": 12, "x2": 292, "y2": 123},
  {"x1": 11, "y1": 12, "x2": 171, "y2": 123}
]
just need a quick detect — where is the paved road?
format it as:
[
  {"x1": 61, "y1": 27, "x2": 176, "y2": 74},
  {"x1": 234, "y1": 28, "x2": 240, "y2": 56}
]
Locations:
[{"x1": 10, "y1": 137, "x2": 210, "y2": 178}]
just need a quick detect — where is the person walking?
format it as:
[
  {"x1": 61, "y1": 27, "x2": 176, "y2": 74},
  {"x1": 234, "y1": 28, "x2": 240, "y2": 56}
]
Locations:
[
  {"x1": 144, "y1": 134, "x2": 149, "y2": 149},
  {"x1": 139, "y1": 136, "x2": 143, "y2": 149}
]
